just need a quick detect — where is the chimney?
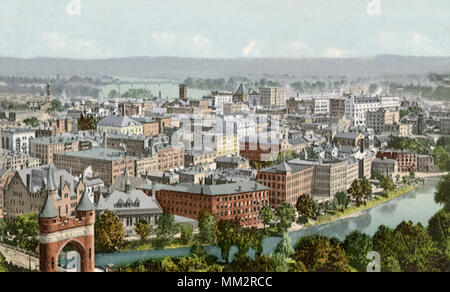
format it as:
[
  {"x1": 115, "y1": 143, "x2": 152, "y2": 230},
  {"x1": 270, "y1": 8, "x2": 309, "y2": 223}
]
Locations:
[
  {"x1": 151, "y1": 182, "x2": 156, "y2": 197},
  {"x1": 60, "y1": 175, "x2": 64, "y2": 191},
  {"x1": 26, "y1": 174, "x2": 31, "y2": 191}
]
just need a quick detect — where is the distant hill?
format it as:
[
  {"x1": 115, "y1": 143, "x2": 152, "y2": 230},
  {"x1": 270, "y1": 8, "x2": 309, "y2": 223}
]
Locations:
[{"x1": 0, "y1": 55, "x2": 449, "y2": 80}]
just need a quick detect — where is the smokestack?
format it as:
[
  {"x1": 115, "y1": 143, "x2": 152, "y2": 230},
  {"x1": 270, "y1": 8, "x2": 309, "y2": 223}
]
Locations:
[{"x1": 60, "y1": 175, "x2": 64, "y2": 191}]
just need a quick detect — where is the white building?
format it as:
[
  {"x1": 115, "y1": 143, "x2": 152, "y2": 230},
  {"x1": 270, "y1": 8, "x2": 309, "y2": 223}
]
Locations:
[
  {"x1": 314, "y1": 98, "x2": 330, "y2": 115},
  {"x1": 211, "y1": 91, "x2": 233, "y2": 113},
  {"x1": 223, "y1": 115, "x2": 257, "y2": 140},
  {"x1": 344, "y1": 94, "x2": 400, "y2": 127},
  {"x1": 0, "y1": 128, "x2": 35, "y2": 154}
]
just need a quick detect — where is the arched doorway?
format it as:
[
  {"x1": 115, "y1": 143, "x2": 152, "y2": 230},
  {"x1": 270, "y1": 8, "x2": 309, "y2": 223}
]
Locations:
[{"x1": 57, "y1": 240, "x2": 85, "y2": 272}]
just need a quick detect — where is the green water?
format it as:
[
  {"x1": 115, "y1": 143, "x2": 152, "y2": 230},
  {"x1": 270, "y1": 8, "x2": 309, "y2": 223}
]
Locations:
[{"x1": 95, "y1": 179, "x2": 443, "y2": 267}]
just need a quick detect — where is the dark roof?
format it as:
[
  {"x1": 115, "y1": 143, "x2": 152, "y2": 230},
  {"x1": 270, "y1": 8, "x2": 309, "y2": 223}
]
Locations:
[
  {"x1": 260, "y1": 162, "x2": 312, "y2": 174},
  {"x1": 141, "y1": 181, "x2": 268, "y2": 196},
  {"x1": 76, "y1": 190, "x2": 95, "y2": 212},
  {"x1": 39, "y1": 195, "x2": 59, "y2": 218}
]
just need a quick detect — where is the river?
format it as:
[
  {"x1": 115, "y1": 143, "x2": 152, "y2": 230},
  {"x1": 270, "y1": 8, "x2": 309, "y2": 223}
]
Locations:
[{"x1": 95, "y1": 178, "x2": 443, "y2": 267}]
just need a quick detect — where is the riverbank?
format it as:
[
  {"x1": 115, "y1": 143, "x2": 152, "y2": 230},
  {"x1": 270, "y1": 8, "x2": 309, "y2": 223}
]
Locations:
[{"x1": 288, "y1": 183, "x2": 420, "y2": 232}]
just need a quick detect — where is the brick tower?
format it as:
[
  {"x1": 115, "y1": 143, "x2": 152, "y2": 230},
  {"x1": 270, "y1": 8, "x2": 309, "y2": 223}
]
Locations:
[{"x1": 38, "y1": 190, "x2": 96, "y2": 272}]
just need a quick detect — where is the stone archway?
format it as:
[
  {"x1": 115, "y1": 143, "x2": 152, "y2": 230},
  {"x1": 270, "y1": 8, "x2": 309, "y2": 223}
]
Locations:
[
  {"x1": 56, "y1": 239, "x2": 86, "y2": 272},
  {"x1": 38, "y1": 192, "x2": 96, "y2": 272}
]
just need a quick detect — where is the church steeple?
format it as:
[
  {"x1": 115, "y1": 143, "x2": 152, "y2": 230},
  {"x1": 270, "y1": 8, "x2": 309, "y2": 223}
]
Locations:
[{"x1": 45, "y1": 82, "x2": 51, "y2": 102}]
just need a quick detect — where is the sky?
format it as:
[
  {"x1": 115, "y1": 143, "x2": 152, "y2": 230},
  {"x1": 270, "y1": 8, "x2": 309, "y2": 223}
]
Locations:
[{"x1": 0, "y1": 0, "x2": 448, "y2": 59}]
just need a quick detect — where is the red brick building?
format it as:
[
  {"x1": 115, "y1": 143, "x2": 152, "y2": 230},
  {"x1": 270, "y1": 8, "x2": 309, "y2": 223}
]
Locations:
[
  {"x1": 139, "y1": 182, "x2": 270, "y2": 227},
  {"x1": 376, "y1": 149, "x2": 417, "y2": 172},
  {"x1": 35, "y1": 118, "x2": 73, "y2": 137},
  {"x1": 256, "y1": 162, "x2": 314, "y2": 208},
  {"x1": 240, "y1": 137, "x2": 290, "y2": 163}
]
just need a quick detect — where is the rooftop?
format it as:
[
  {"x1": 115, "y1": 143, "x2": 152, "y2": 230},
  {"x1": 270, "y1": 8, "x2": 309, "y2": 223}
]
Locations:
[
  {"x1": 55, "y1": 148, "x2": 129, "y2": 161},
  {"x1": 140, "y1": 181, "x2": 268, "y2": 196}
]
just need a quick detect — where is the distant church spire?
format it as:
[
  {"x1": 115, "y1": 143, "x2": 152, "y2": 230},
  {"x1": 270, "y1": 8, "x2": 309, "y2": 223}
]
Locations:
[{"x1": 45, "y1": 81, "x2": 51, "y2": 102}]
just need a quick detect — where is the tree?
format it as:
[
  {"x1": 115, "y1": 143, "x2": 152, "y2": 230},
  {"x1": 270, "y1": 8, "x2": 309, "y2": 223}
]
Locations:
[
  {"x1": 343, "y1": 230, "x2": 373, "y2": 272},
  {"x1": 380, "y1": 175, "x2": 395, "y2": 192},
  {"x1": 409, "y1": 171, "x2": 416, "y2": 180},
  {"x1": 435, "y1": 174, "x2": 450, "y2": 212},
  {"x1": 0, "y1": 213, "x2": 38, "y2": 253},
  {"x1": 348, "y1": 179, "x2": 364, "y2": 207},
  {"x1": 260, "y1": 205, "x2": 275, "y2": 230},
  {"x1": 198, "y1": 212, "x2": 217, "y2": 245},
  {"x1": 427, "y1": 209, "x2": 450, "y2": 252},
  {"x1": 134, "y1": 219, "x2": 151, "y2": 243},
  {"x1": 95, "y1": 211, "x2": 126, "y2": 252},
  {"x1": 47, "y1": 99, "x2": 63, "y2": 113},
  {"x1": 78, "y1": 114, "x2": 96, "y2": 131},
  {"x1": 292, "y1": 235, "x2": 351, "y2": 272},
  {"x1": 235, "y1": 227, "x2": 256, "y2": 258},
  {"x1": 373, "y1": 221, "x2": 450, "y2": 272},
  {"x1": 334, "y1": 191, "x2": 351, "y2": 211},
  {"x1": 180, "y1": 224, "x2": 194, "y2": 245},
  {"x1": 402, "y1": 176, "x2": 409, "y2": 185},
  {"x1": 23, "y1": 117, "x2": 39, "y2": 127},
  {"x1": 296, "y1": 194, "x2": 317, "y2": 220},
  {"x1": 361, "y1": 177, "x2": 372, "y2": 201},
  {"x1": 215, "y1": 219, "x2": 240, "y2": 263},
  {"x1": 275, "y1": 232, "x2": 294, "y2": 258},
  {"x1": 276, "y1": 203, "x2": 296, "y2": 233},
  {"x1": 154, "y1": 213, "x2": 180, "y2": 249}
]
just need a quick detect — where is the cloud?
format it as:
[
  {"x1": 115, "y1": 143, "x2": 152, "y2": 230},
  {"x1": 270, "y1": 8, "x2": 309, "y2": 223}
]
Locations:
[
  {"x1": 242, "y1": 40, "x2": 261, "y2": 57},
  {"x1": 377, "y1": 31, "x2": 443, "y2": 56},
  {"x1": 41, "y1": 32, "x2": 114, "y2": 59},
  {"x1": 408, "y1": 33, "x2": 442, "y2": 55},
  {"x1": 152, "y1": 31, "x2": 177, "y2": 47},
  {"x1": 151, "y1": 31, "x2": 213, "y2": 56},
  {"x1": 322, "y1": 47, "x2": 355, "y2": 58}
]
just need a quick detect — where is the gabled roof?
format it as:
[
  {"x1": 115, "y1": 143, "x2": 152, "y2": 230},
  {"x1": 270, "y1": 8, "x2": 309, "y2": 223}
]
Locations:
[
  {"x1": 98, "y1": 115, "x2": 141, "y2": 128},
  {"x1": 234, "y1": 83, "x2": 247, "y2": 95}
]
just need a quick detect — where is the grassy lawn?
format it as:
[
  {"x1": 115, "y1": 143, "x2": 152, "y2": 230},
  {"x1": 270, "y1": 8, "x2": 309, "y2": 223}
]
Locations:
[
  {"x1": 125, "y1": 238, "x2": 194, "y2": 251},
  {"x1": 309, "y1": 184, "x2": 419, "y2": 226}
]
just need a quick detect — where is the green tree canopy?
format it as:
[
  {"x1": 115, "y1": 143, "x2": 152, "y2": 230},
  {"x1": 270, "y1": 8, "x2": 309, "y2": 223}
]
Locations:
[
  {"x1": 154, "y1": 213, "x2": 180, "y2": 249},
  {"x1": 292, "y1": 235, "x2": 351, "y2": 272},
  {"x1": 276, "y1": 202, "x2": 296, "y2": 233},
  {"x1": 134, "y1": 219, "x2": 152, "y2": 242},
  {"x1": 198, "y1": 211, "x2": 217, "y2": 245},
  {"x1": 296, "y1": 194, "x2": 318, "y2": 220},
  {"x1": 343, "y1": 230, "x2": 373, "y2": 272},
  {"x1": 95, "y1": 211, "x2": 126, "y2": 253},
  {"x1": 215, "y1": 219, "x2": 240, "y2": 263},
  {"x1": 435, "y1": 174, "x2": 450, "y2": 212},
  {"x1": 0, "y1": 213, "x2": 38, "y2": 253}
]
